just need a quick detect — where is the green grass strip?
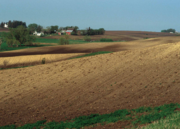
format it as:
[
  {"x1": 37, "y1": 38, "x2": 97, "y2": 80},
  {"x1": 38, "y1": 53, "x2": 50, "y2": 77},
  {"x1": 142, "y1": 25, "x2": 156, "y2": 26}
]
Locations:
[{"x1": 0, "y1": 103, "x2": 180, "y2": 129}]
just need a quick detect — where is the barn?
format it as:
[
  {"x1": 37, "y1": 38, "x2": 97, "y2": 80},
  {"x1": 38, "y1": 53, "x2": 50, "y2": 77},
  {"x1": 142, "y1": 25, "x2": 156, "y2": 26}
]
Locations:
[{"x1": 66, "y1": 28, "x2": 75, "y2": 35}]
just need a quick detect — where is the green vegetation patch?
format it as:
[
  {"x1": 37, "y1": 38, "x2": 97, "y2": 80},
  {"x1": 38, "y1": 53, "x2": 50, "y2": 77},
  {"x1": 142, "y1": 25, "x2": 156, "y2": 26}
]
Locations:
[
  {"x1": 0, "y1": 42, "x2": 53, "y2": 52},
  {"x1": 100, "y1": 38, "x2": 113, "y2": 42}
]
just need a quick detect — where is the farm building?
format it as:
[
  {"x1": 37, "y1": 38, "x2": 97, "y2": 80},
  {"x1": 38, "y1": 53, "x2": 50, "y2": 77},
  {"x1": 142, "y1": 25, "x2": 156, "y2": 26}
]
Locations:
[
  {"x1": 66, "y1": 28, "x2": 75, "y2": 35},
  {"x1": 58, "y1": 30, "x2": 66, "y2": 35},
  {"x1": 58, "y1": 28, "x2": 76, "y2": 35},
  {"x1": 4, "y1": 23, "x2": 8, "y2": 28},
  {"x1": 33, "y1": 31, "x2": 44, "y2": 36}
]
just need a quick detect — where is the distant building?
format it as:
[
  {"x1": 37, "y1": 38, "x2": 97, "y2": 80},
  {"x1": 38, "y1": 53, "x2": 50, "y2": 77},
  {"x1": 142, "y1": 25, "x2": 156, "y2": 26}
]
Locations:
[
  {"x1": 59, "y1": 30, "x2": 66, "y2": 35},
  {"x1": 4, "y1": 23, "x2": 8, "y2": 28},
  {"x1": 33, "y1": 31, "x2": 44, "y2": 36},
  {"x1": 66, "y1": 28, "x2": 75, "y2": 35}
]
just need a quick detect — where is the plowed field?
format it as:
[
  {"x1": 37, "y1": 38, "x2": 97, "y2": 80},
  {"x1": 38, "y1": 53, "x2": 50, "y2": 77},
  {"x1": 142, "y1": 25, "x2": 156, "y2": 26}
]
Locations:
[{"x1": 1, "y1": 36, "x2": 180, "y2": 128}]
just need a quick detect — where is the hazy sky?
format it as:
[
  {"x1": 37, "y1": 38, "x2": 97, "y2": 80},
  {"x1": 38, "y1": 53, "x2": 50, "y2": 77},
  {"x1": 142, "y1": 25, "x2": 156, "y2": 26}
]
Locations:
[{"x1": 1, "y1": 0, "x2": 180, "y2": 32}]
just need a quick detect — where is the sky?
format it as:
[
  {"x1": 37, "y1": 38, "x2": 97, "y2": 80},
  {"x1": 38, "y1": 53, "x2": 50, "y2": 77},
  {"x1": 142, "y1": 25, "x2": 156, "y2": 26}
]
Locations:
[{"x1": 1, "y1": 0, "x2": 180, "y2": 32}]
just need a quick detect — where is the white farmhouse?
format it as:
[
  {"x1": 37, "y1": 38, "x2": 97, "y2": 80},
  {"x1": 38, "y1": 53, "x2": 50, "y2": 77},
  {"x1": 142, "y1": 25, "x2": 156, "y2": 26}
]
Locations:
[
  {"x1": 33, "y1": 31, "x2": 44, "y2": 36},
  {"x1": 4, "y1": 23, "x2": 8, "y2": 28}
]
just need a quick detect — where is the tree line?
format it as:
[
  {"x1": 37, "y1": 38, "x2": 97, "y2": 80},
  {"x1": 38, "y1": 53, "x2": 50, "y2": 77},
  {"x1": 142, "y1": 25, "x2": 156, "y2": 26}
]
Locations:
[
  {"x1": 0, "y1": 20, "x2": 27, "y2": 28},
  {"x1": 161, "y1": 28, "x2": 176, "y2": 33},
  {"x1": 79, "y1": 27, "x2": 105, "y2": 35}
]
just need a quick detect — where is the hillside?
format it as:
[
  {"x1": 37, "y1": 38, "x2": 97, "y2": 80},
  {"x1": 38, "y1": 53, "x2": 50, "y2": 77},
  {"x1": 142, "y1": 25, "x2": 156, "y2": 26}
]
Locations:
[{"x1": 0, "y1": 37, "x2": 180, "y2": 128}]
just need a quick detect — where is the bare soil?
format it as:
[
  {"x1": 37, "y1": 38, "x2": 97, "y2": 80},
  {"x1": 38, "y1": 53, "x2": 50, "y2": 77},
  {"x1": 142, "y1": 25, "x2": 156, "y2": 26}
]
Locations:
[
  {"x1": 0, "y1": 35, "x2": 180, "y2": 128},
  {"x1": 0, "y1": 28, "x2": 9, "y2": 32}
]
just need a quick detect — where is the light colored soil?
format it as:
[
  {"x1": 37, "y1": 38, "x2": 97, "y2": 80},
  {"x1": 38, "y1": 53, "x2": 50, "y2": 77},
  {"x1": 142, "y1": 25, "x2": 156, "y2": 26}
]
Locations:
[{"x1": 1, "y1": 36, "x2": 180, "y2": 128}]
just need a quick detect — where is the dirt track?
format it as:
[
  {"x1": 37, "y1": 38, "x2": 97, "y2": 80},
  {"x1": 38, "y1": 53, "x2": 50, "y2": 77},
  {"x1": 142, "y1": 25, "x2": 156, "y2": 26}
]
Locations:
[{"x1": 1, "y1": 36, "x2": 180, "y2": 128}]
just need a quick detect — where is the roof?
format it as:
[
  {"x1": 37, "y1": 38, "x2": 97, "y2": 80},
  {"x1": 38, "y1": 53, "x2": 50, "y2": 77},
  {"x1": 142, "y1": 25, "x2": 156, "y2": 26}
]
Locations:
[
  {"x1": 67, "y1": 28, "x2": 74, "y2": 30},
  {"x1": 66, "y1": 30, "x2": 73, "y2": 33}
]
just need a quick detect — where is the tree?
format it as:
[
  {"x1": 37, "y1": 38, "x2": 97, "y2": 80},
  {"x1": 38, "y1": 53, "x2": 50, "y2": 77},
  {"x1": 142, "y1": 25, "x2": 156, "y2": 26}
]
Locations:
[
  {"x1": 99, "y1": 28, "x2": 105, "y2": 35},
  {"x1": 28, "y1": 23, "x2": 38, "y2": 34},
  {"x1": 42, "y1": 28, "x2": 46, "y2": 33},
  {"x1": 167, "y1": 28, "x2": 175, "y2": 33},
  {"x1": 58, "y1": 27, "x2": 63, "y2": 31},
  {"x1": 0, "y1": 22, "x2": 4, "y2": 28},
  {"x1": 58, "y1": 37, "x2": 69, "y2": 45},
  {"x1": 51, "y1": 25, "x2": 58, "y2": 33},
  {"x1": 6, "y1": 25, "x2": 36, "y2": 47},
  {"x1": 161, "y1": 30, "x2": 167, "y2": 33},
  {"x1": 8, "y1": 20, "x2": 12, "y2": 28},
  {"x1": 161, "y1": 28, "x2": 176, "y2": 33},
  {"x1": 11, "y1": 20, "x2": 27, "y2": 28},
  {"x1": 71, "y1": 31, "x2": 77, "y2": 35},
  {"x1": 46, "y1": 26, "x2": 51, "y2": 34},
  {"x1": 74, "y1": 26, "x2": 79, "y2": 34},
  {"x1": 0, "y1": 20, "x2": 27, "y2": 28},
  {"x1": 37, "y1": 25, "x2": 43, "y2": 32},
  {"x1": 64, "y1": 34, "x2": 70, "y2": 40}
]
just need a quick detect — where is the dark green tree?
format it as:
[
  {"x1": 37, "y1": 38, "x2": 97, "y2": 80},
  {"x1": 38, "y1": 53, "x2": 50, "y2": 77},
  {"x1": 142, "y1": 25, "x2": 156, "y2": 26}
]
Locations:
[
  {"x1": 99, "y1": 28, "x2": 105, "y2": 35},
  {"x1": 46, "y1": 26, "x2": 51, "y2": 34},
  {"x1": 9, "y1": 20, "x2": 27, "y2": 28},
  {"x1": 167, "y1": 28, "x2": 175, "y2": 33},
  {"x1": 161, "y1": 30, "x2": 167, "y2": 32},
  {"x1": 161, "y1": 28, "x2": 176, "y2": 33},
  {"x1": 28, "y1": 23, "x2": 38, "y2": 33},
  {"x1": 0, "y1": 22, "x2": 4, "y2": 28},
  {"x1": 37, "y1": 25, "x2": 43, "y2": 32},
  {"x1": 8, "y1": 20, "x2": 12, "y2": 28},
  {"x1": 7, "y1": 25, "x2": 36, "y2": 46},
  {"x1": 50, "y1": 25, "x2": 58, "y2": 33}
]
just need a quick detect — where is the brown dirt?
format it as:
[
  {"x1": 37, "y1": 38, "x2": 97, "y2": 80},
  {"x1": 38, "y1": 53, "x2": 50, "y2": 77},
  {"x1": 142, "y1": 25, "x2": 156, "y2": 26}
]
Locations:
[
  {"x1": 1, "y1": 36, "x2": 180, "y2": 128},
  {"x1": 0, "y1": 28, "x2": 9, "y2": 32}
]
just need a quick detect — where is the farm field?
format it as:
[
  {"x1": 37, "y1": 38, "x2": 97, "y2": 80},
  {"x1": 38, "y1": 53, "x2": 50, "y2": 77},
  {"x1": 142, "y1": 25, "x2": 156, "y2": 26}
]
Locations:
[
  {"x1": 42, "y1": 30, "x2": 179, "y2": 41},
  {"x1": 0, "y1": 28, "x2": 9, "y2": 32},
  {"x1": 1, "y1": 32, "x2": 180, "y2": 128},
  {"x1": 1, "y1": 36, "x2": 180, "y2": 69}
]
